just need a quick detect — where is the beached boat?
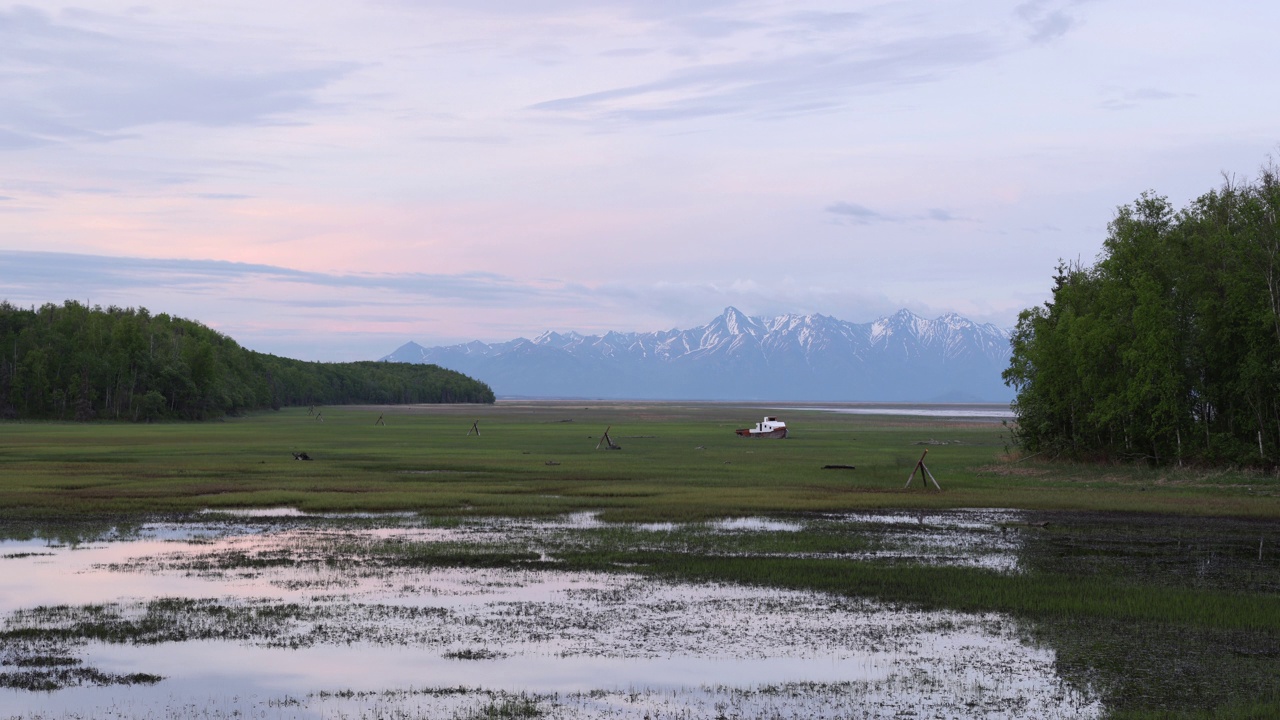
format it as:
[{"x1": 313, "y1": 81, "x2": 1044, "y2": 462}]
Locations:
[{"x1": 735, "y1": 416, "x2": 788, "y2": 438}]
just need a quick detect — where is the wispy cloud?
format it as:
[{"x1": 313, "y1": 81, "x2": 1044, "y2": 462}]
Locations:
[
  {"x1": 826, "y1": 202, "x2": 893, "y2": 223},
  {"x1": 1014, "y1": 1, "x2": 1078, "y2": 43},
  {"x1": 1099, "y1": 87, "x2": 1184, "y2": 111},
  {"x1": 0, "y1": 6, "x2": 350, "y2": 148},
  {"x1": 782, "y1": 11, "x2": 866, "y2": 32},
  {"x1": 0, "y1": 251, "x2": 590, "y2": 306},
  {"x1": 826, "y1": 202, "x2": 969, "y2": 225},
  {"x1": 530, "y1": 30, "x2": 1000, "y2": 124},
  {"x1": 0, "y1": 127, "x2": 53, "y2": 150}
]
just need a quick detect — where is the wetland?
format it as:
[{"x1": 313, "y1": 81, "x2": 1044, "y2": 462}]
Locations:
[{"x1": 0, "y1": 403, "x2": 1277, "y2": 718}]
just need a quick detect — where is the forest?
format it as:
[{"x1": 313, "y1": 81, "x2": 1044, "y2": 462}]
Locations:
[
  {"x1": 1004, "y1": 161, "x2": 1280, "y2": 466},
  {"x1": 0, "y1": 301, "x2": 494, "y2": 421}
]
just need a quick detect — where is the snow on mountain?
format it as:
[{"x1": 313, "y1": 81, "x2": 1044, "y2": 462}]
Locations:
[{"x1": 380, "y1": 308, "x2": 1014, "y2": 402}]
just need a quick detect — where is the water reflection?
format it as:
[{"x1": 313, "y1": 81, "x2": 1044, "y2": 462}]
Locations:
[{"x1": 0, "y1": 513, "x2": 1099, "y2": 719}]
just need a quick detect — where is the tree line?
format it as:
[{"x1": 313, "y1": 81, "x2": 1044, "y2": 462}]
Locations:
[
  {"x1": 1004, "y1": 161, "x2": 1280, "y2": 466},
  {"x1": 0, "y1": 301, "x2": 494, "y2": 421}
]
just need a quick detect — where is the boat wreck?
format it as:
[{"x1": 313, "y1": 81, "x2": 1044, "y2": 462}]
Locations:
[{"x1": 735, "y1": 416, "x2": 788, "y2": 439}]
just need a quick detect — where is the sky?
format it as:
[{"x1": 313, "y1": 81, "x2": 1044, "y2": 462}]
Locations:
[{"x1": 1, "y1": 1, "x2": 1278, "y2": 361}]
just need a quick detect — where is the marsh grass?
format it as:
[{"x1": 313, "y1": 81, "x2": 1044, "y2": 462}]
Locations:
[
  {"x1": 0, "y1": 667, "x2": 161, "y2": 692},
  {"x1": 543, "y1": 515, "x2": 1279, "y2": 716},
  {"x1": 1, "y1": 403, "x2": 1275, "y2": 520},
  {"x1": 465, "y1": 694, "x2": 543, "y2": 719},
  {"x1": 443, "y1": 648, "x2": 506, "y2": 661},
  {"x1": 1, "y1": 510, "x2": 1275, "y2": 714},
  {"x1": 1111, "y1": 702, "x2": 1280, "y2": 720},
  {"x1": 1039, "y1": 618, "x2": 1280, "y2": 718}
]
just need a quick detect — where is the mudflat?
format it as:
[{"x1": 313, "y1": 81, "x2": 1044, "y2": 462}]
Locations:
[{"x1": 0, "y1": 403, "x2": 1276, "y2": 718}]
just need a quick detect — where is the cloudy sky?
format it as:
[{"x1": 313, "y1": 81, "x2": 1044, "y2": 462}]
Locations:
[{"x1": 1, "y1": 1, "x2": 1277, "y2": 360}]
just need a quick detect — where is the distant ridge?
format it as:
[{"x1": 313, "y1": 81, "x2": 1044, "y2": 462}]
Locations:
[{"x1": 381, "y1": 308, "x2": 1014, "y2": 402}]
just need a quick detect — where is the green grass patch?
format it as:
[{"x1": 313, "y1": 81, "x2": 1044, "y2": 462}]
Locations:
[{"x1": 3, "y1": 402, "x2": 1274, "y2": 520}]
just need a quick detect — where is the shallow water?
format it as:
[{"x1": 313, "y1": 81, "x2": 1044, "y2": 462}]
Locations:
[
  {"x1": 0, "y1": 513, "x2": 1098, "y2": 719},
  {"x1": 779, "y1": 402, "x2": 1014, "y2": 419}
]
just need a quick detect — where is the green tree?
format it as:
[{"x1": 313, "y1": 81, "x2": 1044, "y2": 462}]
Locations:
[
  {"x1": 1007, "y1": 160, "x2": 1280, "y2": 466},
  {"x1": 0, "y1": 301, "x2": 494, "y2": 422}
]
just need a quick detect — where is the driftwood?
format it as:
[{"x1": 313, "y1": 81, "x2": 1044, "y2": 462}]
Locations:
[
  {"x1": 904, "y1": 449, "x2": 941, "y2": 490},
  {"x1": 595, "y1": 426, "x2": 621, "y2": 450},
  {"x1": 292, "y1": 451, "x2": 312, "y2": 461},
  {"x1": 822, "y1": 464, "x2": 857, "y2": 470}
]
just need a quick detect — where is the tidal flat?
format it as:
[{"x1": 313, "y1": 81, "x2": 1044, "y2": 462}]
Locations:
[
  {"x1": 0, "y1": 507, "x2": 1276, "y2": 719},
  {"x1": 1, "y1": 510, "x2": 1103, "y2": 719},
  {"x1": 0, "y1": 404, "x2": 1277, "y2": 717}
]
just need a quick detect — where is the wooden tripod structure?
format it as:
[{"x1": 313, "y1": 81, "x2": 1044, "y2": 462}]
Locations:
[
  {"x1": 467, "y1": 421, "x2": 480, "y2": 436},
  {"x1": 595, "y1": 426, "x2": 621, "y2": 450},
  {"x1": 904, "y1": 449, "x2": 942, "y2": 490},
  {"x1": 375, "y1": 413, "x2": 385, "y2": 426}
]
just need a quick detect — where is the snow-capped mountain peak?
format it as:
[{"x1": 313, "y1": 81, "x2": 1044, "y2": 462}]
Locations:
[{"x1": 379, "y1": 309, "x2": 1014, "y2": 402}]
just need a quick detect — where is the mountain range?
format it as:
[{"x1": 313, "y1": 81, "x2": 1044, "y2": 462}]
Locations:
[{"x1": 381, "y1": 308, "x2": 1015, "y2": 402}]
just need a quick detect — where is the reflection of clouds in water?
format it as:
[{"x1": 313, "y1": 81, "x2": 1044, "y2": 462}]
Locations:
[
  {"x1": 710, "y1": 517, "x2": 803, "y2": 532},
  {"x1": 828, "y1": 509, "x2": 1026, "y2": 572},
  {"x1": 0, "y1": 514, "x2": 1094, "y2": 718}
]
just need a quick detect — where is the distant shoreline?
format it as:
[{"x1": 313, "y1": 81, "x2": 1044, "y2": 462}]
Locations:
[
  {"x1": 493, "y1": 397, "x2": 1014, "y2": 420},
  {"x1": 777, "y1": 403, "x2": 1013, "y2": 420}
]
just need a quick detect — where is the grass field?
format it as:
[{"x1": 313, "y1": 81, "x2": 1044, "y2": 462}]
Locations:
[{"x1": 1, "y1": 401, "x2": 1276, "y2": 520}]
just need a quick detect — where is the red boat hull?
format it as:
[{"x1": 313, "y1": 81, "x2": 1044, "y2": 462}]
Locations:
[{"x1": 735, "y1": 427, "x2": 788, "y2": 439}]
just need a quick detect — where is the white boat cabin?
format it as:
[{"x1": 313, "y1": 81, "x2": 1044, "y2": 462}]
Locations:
[{"x1": 753, "y1": 416, "x2": 786, "y2": 433}]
